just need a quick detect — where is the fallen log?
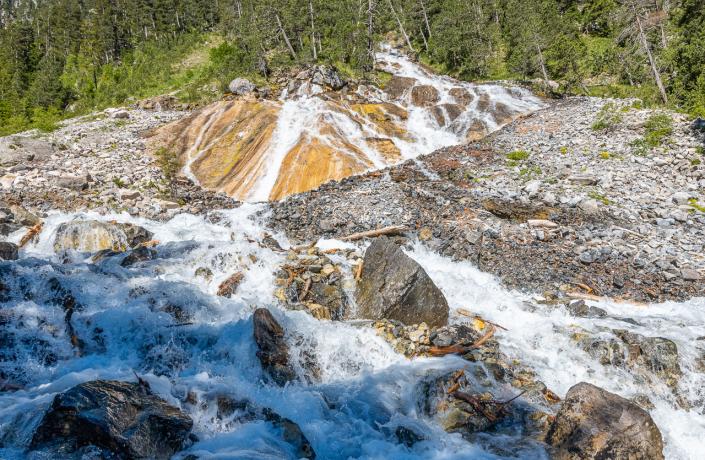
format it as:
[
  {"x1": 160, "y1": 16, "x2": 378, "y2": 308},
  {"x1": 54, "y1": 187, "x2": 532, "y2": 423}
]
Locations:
[
  {"x1": 340, "y1": 225, "x2": 407, "y2": 241},
  {"x1": 19, "y1": 222, "x2": 43, "y2": 247}
]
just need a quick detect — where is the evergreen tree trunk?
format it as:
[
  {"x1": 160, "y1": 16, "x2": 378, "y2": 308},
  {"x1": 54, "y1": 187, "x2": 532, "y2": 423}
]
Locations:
[
  {"x1": 275, "y1": 13, "x2": 296, "y2": 59},
  {"x1": 309, "y1": 0, "x2": 317, "y2": 60},
  {"x1": 419, "y1": 0, "x2": 431, "y2": 38},
  {"x1": 635, "y1": 12, "x2": 668, "y2": 103},
  {"x1": 386, "y1": 0, "x2": 414, "y2": 52}
]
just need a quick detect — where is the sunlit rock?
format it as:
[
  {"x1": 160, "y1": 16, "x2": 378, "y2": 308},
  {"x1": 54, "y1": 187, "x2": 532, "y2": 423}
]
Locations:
[
  {"x1": 547, "y1": 382, "x2": 664, "y2": 460},
  {"x1": 355, "y1": 237, "x2": 449, "y2": 328}
]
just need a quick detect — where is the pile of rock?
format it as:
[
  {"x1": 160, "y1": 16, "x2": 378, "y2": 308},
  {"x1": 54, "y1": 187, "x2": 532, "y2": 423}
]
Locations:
[{"x1": 274, "y1": 245, "x2": 354, "y2": 320}]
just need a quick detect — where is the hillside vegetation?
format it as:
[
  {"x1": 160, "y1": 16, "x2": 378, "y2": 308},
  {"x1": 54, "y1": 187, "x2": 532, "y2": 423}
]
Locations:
[{"x1": 1, "y1": 0, "x2": 703, "y2": 135}]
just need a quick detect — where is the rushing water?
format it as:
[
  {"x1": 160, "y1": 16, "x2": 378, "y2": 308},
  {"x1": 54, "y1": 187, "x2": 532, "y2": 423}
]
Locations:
[
  {"x1": 0, "y1": 206, "x2": 703, "y2": 459},
  {"x1": 180, "y1": 47, "x2": 545, "y2": 202}
]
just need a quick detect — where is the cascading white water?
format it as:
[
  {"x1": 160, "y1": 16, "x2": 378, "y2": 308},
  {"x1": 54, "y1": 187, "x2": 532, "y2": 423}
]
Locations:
[
  {"x1": 0, "y1": 207, "x2": 702, "y2": 459},
  {"x1": 178, "y1": 47, "x2": 545, "y2": 202}
]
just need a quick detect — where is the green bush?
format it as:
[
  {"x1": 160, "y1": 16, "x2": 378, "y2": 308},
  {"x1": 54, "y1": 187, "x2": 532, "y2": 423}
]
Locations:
[
  {"x1": 506, "y1": 150, "x2": 530, "y2": 161},
  {"x1": 591, "y1": 102, "x2": 623, "y2": 130},
  {"x1": 154, "y1": 147, "x2": 181, "y2": 183},
  {"x1": 643, "y1": 113, "x2": 673, "y2": 147}
]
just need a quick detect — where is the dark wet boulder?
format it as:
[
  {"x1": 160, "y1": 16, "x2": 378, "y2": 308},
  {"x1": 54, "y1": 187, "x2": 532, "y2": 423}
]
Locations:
[
  {"x1": 120, "y1": 246, "x2": 157, "y2": 267},
  {"x1": 449, "y1": 87, "x2": 474, "y2": 106},
  {"x1": 431, "y1": 103, "x2": 464, "y2": 127},
  {"x1": 577, "y1": 329, "x2": 681, "y2": 387},
  {"x1": 0, "y1": 242, "x2": 18, "y2": 260},
  {"x1": 253, "y1": 308, "x2": 296, "y2": 385},
  {"x1": 117, "y1": 223, "x2": 154, "y2": 248},
  {"x1": 30, "y1": 379, "x2": 193, "y2": 459},
  {"x1": 546, "y1": 382, "x2": 664, "y2": 460},
  {"x1": 310, "y1": 65, "x2": 346, "y2": 91},
  {"x1": 209, "y1": 395, "x2": 315, "y2": 459},
  {"x1": 355, "y1": 237, "x2": 449, "y2": 328}
]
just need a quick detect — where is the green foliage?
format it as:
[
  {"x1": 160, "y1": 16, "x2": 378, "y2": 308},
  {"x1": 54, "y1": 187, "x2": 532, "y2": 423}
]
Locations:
[
  {"x1": 588, "y1": 191, "x2": 611, "y2": 205},
  {"x1": 154, "y1": 147, "x2": 181, "y2": 183},
  {"x1": 591, "y1": 102, "x2": 622, "y2": 131},
  {"x1": 506, "y1": 150, "x2": 530, "y2": 161},
  {"x1": 643, "y1": 113, "x2": 674, "y2": 147},
  {"x1": 688, "y1": 198, "x2": 705, "y2": 213}
]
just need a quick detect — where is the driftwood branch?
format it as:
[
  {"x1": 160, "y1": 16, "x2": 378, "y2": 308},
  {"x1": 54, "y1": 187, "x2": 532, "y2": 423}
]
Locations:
[
  {"x1": 19, "y1": 222, "x2": 43, "y2": 247},
  {"x1": 428, "y1": 324, "x2": 497, "y2": 357},
  {"x1": 341, "y1": 225, "x2": 407, "y2": 241}
]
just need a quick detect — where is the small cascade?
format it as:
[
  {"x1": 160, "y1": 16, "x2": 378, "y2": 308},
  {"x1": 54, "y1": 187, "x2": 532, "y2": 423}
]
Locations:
[
  {"x1": 1, "y1": 210, "x2": 703, "y2": 459},
  {"x1": 150, "y1": 47, "x2": 545, "y2": 202}
]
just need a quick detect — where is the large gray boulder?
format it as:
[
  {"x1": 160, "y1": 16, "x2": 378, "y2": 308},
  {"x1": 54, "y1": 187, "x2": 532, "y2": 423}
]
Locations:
[
  {"x1": 228, "y1": 77, "x2": 256, "y2": 96},
  {"x1": 546, "y1": 382, "x2": 664, "y2": 460},
  {"x1": 30, "y1": 380, "x2": 193, "y2": 459},
  {"x1": 355, "y1": 237, "x2": 449, "y2": 328},
  {"x1": 0, "y1": 135, "x2": 55, "y2": 167}
]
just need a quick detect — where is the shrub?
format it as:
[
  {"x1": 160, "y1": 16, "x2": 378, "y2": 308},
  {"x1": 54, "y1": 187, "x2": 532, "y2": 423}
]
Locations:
[
  {"x1": 591, "y1": 102, "x2": 622, "y2": 131},
  {"x1": 154, "y1": 147, "x2": 181, "y2": 183},
  {"x1": 506, "y1": 150, "x2": 530, "y2": 161},
  {"x1": 643, "y1": 113, "x2": 673, "y2": 147}
]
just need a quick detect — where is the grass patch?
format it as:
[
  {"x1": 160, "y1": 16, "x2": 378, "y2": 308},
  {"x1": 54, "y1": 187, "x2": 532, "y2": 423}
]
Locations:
[
  {"x1": 154, "y1": 147, "x2": 181, "y2": 184},
  {"x1": 643, "y1": 113, "x2": 673, "y2": 147},
  {"x1": 689, "y1": 198, "x2": 705, "y2": 213},
  {"x1": 588, "y1": 191, "x2": 611, "y2": 205},
  {"x1": 591, "y1": 102, "x2": 623, "y2": 131},
  {"x1": 599, "y1": 151, "x2": 611, "y2": 159},
  {"x1": 506, "y1": 150, "x2": 530, "y2": 161}
]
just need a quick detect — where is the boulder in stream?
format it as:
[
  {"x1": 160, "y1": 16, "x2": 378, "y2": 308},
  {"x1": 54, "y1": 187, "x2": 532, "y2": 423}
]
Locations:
[
  {"x1": 355, "y1": 237, "x2": 449, "y2": 328},
  {"x1": 0, "y1": 242, "x2": 18, "y2": 260},
  {"x1": 30, "y1": 379, "x2": 193, "y2": 459},
  {"x1": 54, "y1": 220, "x2": 153, "y2": 253},
  {"x1": 253, "y1": 308, "x2": 296, "y2": 385},
  {"x1": 546, "y1": 382, "x2": 664, "y2": 460}
]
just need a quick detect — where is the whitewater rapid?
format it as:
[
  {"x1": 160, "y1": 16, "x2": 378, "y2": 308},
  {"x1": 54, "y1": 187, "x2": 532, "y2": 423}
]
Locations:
[
  {"x1": 179, "y1": 47, "x2": 545, "y2": 202},
  {"x1": 0, "y1": 206, "x2": 703, "y2": 459}
]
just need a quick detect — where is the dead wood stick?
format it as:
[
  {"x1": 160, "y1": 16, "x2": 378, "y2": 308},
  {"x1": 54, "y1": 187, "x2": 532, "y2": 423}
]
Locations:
[
  {"x1": 19, "y1": 222, "x2": 43, "y2": 248},
  {"x1": 500, "y1": 389, "x2": 528, "y2": 406},
  {"x1": 450, "y1": 391, "x2": 498, "y2": 422},
  {"x1": 428, "y1": 324, "x2": 497, "y2": 357},
  {"x1": 300, "y1": 277, "x2": 312, "y2": 301},
  {"x1": 340, "y1": 225, "x2": 407, "y2": 241},
  {"x1": 566, "y1": 291, "x2": 648, "y2": 307},
  {"x1": 355, "y1": 261, "x2": 364, "y2": 280},
  {"x1": 456, "y1": 308, "x2": 508, "y2": 331}
]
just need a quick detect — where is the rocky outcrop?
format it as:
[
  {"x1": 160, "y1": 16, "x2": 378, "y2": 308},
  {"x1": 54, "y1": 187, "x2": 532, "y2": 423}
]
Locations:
[
  {"x1": 0, "y1": 242, "x2": 18, "y2": 260},
  {"x1": 253, "y1": 308, "x2": 295, "y2": 385},
  {"x1": 411, "y1": 85, "x2": 440, "y2": 107},
  {"x1": 30, "y1": 380, "x2": 193, "y2": 459},
  {"x1": 385, "y1": 76, "x2": 416, "y2": 100},
  {"x1": 275, "y1": 246, "x2": 351, "y2": 320},
  {"x1": 546, "y1": 382, "x2": 664, "y2": 460},
  {"x1": 54, "y1": 220, "x2": 152, "y2": 253},
  {"x1": 355, "y1": 237, "x2": 449, "y2": 328},
  {"x1": 228, "y1": 77, "x2": 256, "y2": 95}
]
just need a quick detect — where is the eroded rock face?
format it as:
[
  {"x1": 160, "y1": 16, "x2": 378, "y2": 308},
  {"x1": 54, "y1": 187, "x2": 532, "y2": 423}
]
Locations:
[
  {"x1": 54, "y1": 220, "x2": 152, "y2": 253},
  {"x1": 385, "y1": 76, "x2": 417, "y2": 100},
  {"x1": 546, "y1": 382, "x2": 664, "y2": 460},
  {"x1": 253, "y1": 308, "x2": 296, "y2": 385},
  {"x1": 411, "y1": 85, "x2": 440, "y2": 107},
  {"x1": 30, "y1": 380, "x2": 193, "y2": 459},
  {"x1": 355, "y1": 237, "x2": 449, "y2": 327}
]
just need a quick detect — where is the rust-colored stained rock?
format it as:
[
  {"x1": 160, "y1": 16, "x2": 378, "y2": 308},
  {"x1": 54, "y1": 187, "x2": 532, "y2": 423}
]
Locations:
[{"x1": 217, "y1": 272, "x2": 245, "y2": 297}]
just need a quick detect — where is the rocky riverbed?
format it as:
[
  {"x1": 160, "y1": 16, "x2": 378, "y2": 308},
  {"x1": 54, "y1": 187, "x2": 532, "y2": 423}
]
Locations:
[{"x1": 1, "y1": 88, "x2": 705, "y2": 459}]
